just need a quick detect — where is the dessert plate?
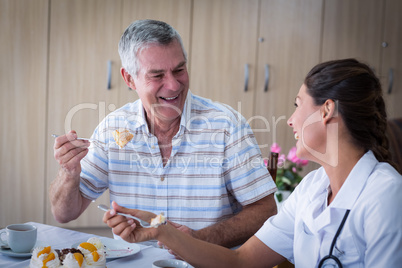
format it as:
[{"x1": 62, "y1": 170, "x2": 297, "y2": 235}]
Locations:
[{"x1": 72, "y1": 237, "x2": 141, "y2": 259}]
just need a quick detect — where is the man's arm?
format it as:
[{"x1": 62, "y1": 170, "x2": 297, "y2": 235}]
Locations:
[
  {"x1": 49, "y1": 168, "x2": 92, "y2": 223},
  {"x1": 49, "y1": 131, "x2": 92, "y2": 223},
  {"x1": 194, "y1": 193, "x2": 277, "y2": 247},
  {"x1": 166, "y1": 194, "x2": 276, "y2": 249}
]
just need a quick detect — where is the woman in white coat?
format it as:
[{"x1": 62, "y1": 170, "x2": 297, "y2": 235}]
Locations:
[{"x1": 103, "y1": 58, "x2": 402, "y2": 267}]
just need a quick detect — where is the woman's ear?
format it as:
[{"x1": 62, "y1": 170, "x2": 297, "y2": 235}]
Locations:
[
  {"x1": 121, "y1": 68, "x2": 136, "y2": 90},
  {"x1": 322, "y1": 99, "x2": 336, "y2": 124}
]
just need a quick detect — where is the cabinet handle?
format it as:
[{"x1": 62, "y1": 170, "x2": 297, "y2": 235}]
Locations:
[
  {"x1": 244, "y1": 64, "x2": 249, "y2": 92},
  {"x1": 387, "y1": 68, "x2": 394, "y2": 94},
  {"x1": 264, "y1": 64, "x2": 270, "y2": 92},
  {"x1": 107, "y1": 60, "x2": 112, "y2": 90}
]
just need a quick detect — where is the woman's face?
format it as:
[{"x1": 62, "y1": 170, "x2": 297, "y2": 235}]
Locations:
[{"x1": 287, "y1": 84, "x2": 327, "y2": 162}]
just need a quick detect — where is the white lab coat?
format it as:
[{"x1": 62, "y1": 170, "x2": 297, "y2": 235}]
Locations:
[{"x1": 255, "y1": 151, "x2": 402, "y2": 267}]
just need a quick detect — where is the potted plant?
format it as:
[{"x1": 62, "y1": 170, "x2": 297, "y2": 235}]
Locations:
[{"x1": 265, "y1": 143, "x2": 309, "y2": 203}]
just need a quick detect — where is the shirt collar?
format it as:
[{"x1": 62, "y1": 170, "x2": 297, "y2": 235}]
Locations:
[
  {"x1": 135, "y1": 99, "x2": 147, "y2": 130},
  {"x1": 135, "y1": 91, "x2": 193, "y2": 133},
  {"x1": 179, "y1": 90, "x2": 192, "y2": 132}
]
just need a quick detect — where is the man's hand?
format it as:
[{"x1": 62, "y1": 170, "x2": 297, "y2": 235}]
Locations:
[
  {"x1": 50, "y1": 130, "x2": 91, "y2": 223},
  {"x1": 53, "y1": 130, "x2": 90, "y2": 178},
  {"x1": 102, "y1": 201, "x2": 159, "y2": 243}
]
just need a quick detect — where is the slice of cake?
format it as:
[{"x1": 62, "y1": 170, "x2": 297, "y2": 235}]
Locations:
[
  {"x1": 30, "y1": 246, "x2": 61, "y2": 268},
  {"x1": 60, "y1": 250, "x2": 86, "y2": 267},
  {"x1": 55, "y1": 248, "x2": 83, "y2": 265},
  {"x1": 150, "y1": 213, "x2": 167, "y2": 228},
  {"x1": 112, "y1": 129, "x2": 134, "y2": 148},
  {"x1": 77, "y1": 238, "x2": 106, "y2": 267}
]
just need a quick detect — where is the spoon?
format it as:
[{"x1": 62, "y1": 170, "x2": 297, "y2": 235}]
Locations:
[{"x1": 98, "y1": 204, "x2": 157, "y2": 228}]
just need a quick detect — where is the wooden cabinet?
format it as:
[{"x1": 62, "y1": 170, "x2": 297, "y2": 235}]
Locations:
[
  {"x1": 253, "y1": 0, "x2": 323, "y2": 158},
  {"x1": 45, "y1": 0, "x2": 123, "y2": 228},
  {"x1": 321, "y1": 0, "x2": 383, "y2": 68},
  {"x1": 381, "y1": 0, "x2": 402, "y2": 119},
  {"x1": 0, "y1": 0, "x2": 49, "y2": 228},
  {"x1": 190, "y1": 0, "x2": 259, "y2": 119},
  {"x1": 321, "y1": 0, "x2": 402, "y2": 118},
  {"x1": 190, "y1": 0, "x2": 323, "y2": 160}
]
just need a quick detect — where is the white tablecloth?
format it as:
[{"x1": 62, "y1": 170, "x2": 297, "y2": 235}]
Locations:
[{"x1": 0, "y1": 222, "x2": 178, "y2": 267}]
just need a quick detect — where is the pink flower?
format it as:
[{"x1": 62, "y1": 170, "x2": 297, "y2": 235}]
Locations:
[
  {"x1": 287, "y1": 147, "x2": 309, "y2": 166},
  {"x1": 270, "y1": 143, "x2": 281, "y2": 153},
  {"x1": 287, "y1": 147, "x2": 299, "y2": 163},
  {"x1": 278, "y1": 154, "x2": 286, "y2": 168},
  {"x1": 263, "y1": 159, "x2": 268, "y2": 167},
  {"x1": 299, "y1": 159, "x2": 309, "y2": 166}
]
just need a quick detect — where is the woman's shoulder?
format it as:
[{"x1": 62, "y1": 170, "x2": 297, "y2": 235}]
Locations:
[
  {"x1": 364, "y1": 162, "x2": 402, "y2": 196},
  {"x1": 354, "y1": 162, "x2": 402, "y2": 218},
  {"x1": 369, "y1": 161, "x2": 402, "y2": 186},
  {"x1": 356, "y1": 162, "x2": 402, "y2": 231}
]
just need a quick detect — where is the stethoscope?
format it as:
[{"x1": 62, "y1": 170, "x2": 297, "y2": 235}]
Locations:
[{"x1": 318, "y1": 209, "x2": 351, "y2": 268}]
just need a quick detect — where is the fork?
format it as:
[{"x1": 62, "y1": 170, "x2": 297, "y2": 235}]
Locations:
[
  {"x1": 98, "y1": 204, "x2": 155, "y2": 228},
  {"x1": 51, "y1": 134, "x2": 92, "y2": 141},
  {"x1": 51, "y1": 134, "x2": 106, "y2": 145}
]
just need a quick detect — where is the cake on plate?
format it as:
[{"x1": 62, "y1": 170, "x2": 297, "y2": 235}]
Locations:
[{"x1": 29, "y1": 237, "x2": 106, "y2": 268}]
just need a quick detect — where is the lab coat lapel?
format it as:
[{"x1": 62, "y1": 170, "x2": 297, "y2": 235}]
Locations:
[
  {"x1": 302, "y1": 169, "x2": 331, "y2": 235},
  {"x1": 313, "y1": 151, "x2": 377, "y2": 233},
  {"x1": 330, "y1": 151, "x2": 377, "y2": 210}
]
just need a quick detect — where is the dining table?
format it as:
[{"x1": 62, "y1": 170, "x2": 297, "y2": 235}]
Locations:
[{"x1": 0, "y1": 222, "x2": 193, "y2": 268}]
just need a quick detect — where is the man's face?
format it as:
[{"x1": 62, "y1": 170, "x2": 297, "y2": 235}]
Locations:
[{"x1": 132, "y1": 40, "x2": 189, "y2": 126}]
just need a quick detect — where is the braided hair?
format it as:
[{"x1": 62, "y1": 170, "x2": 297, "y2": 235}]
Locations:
[{"x1": 304, "y1": 58, "x2": 395, "y2": 168}]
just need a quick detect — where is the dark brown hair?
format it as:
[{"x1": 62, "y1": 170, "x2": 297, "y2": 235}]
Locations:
[{"x1": 304, "y1": 58, "x2": 394, "y2": 166}]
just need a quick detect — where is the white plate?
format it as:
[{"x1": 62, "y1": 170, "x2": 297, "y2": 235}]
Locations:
[
  {"x1": 0, "y1": 241, "x2": 45, "y2": 258},
  {"x1": 71, "y1": 237, "x2": 141, "y2": 259}
]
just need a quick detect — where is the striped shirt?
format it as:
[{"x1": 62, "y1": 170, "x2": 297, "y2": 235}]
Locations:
[{"x1": 80, "y1": 91, "x2": 277, "y2": 230}]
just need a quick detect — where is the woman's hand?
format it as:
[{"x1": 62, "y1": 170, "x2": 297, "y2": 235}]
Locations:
[
  {"x1": 157, "y1": 221, "x2": 195, "y2": 259},
  {"x1": 102, "y1": 201, "x2": 159, "y2": 243}
]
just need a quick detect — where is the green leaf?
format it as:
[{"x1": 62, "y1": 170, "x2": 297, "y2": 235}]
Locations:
[
  {"x1": 281, "y1": 177, "x2": 292, "y2": 185},
  {"x1": 276, "y1": 192, "x2": 283, "y2": 202}
]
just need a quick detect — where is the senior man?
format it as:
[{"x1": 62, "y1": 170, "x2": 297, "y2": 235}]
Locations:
[{"x1": 50, "y1": 19, "x2": 277, "y2": 248}]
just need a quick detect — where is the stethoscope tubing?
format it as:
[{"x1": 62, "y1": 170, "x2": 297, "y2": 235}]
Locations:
[{"x1": 318, "y1": 209, "x2": 351, "y2": 268}]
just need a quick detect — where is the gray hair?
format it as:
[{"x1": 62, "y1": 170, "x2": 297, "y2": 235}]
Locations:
[{"x1": 118, "y1": 19, "x2": 187, "y2": 77}]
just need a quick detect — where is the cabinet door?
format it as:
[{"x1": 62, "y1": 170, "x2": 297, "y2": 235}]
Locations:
[
  {"x1": 253, "y1": 0, "x2": 323, "y2": 158},
  {"x1": 190, "y1": 0, "x2": 259, "y2": 119},
  {"x1": 119, "y1": 0, "x2": 192, "y2": 105},
  {"x1": 381, "y1": 0, "x2": 402, "y2": 119},
  {"x1": 0, "y1": 0, "x2": 49, "y2": 227},
  {"x1": 321, "y1": 0, "x2": 383, "y2": 69},
  {"x1": 46, "y1": 0, "x2": 122, "y2": 227}
]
